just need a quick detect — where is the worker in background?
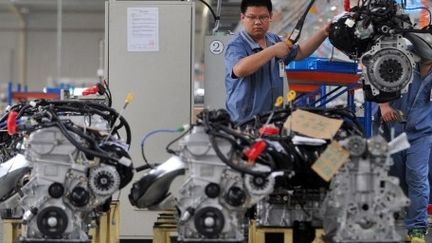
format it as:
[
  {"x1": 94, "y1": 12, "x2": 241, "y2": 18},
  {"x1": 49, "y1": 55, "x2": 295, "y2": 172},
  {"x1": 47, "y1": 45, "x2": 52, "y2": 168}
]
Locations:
[
  {"x1": 224, "y1": 0, "x2": 329, "y2": 123},
  {"x1": 379, "y1": 49, "x2": 432, "y2": 243},
  {"x1": 429, "y1": 151, "x2": 432, "y2": 205},
  {"x1": 429, "y1": 122, "x2": 432, "y2": 209}
]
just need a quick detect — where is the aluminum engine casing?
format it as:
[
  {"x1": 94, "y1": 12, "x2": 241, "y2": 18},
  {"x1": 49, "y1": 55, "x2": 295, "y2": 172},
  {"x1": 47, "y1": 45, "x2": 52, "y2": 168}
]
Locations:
[
  {"x1": 322, "y1": 136, "x2": 409, "y2": 243},
  {"x1": 176, "y1": 126, "x2": 275, "y2": 242},
  {"x1": 19, "y1": 125, "x2": 123, "y2": 242},
  {"x1": 256, "y1": 188, "x2": 326, "y2": 228}
]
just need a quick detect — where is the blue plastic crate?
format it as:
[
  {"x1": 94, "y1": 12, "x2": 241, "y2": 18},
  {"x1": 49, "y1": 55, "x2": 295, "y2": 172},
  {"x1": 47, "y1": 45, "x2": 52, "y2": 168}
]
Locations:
[{"x1": 286, "y1": 57, "x2": 358, "y2": 74}]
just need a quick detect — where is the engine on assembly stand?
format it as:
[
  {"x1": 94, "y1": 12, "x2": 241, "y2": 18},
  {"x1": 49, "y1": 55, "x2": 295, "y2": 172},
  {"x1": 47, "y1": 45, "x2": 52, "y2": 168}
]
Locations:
[
  {"x1": 0, "y1": 100, "x2": 133, "y2": 243},
  {"x1": 130, "y1": 107, "x2": 410, "y2": 243},
  {"x1": 329, "y1": 0, "x2": 432, "y2": 102},
  {"x1": 246, "y1": 108, "x2": 359, "y2": 242},
  {"x1": 174, "y1": 125, "x2": 280, "y2": 242},
  {"x1": 322, "y1": 135, "x2": 409, "y2": 243},
  {"x1": 130, "y1": 110, "x2": 281, "y2": 242}
]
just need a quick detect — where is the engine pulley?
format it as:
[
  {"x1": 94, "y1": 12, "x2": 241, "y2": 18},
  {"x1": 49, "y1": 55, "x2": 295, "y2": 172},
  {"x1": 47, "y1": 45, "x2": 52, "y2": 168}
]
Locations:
[
  {"x1": 346, "y1": 136, "x2": 366, "y2": 157},
  {"x1": 244, "y1": 174, "x2": 274, "y2": 197},
  {"x1": 367, "y1": 136, "x2": 388, "y2": 156},
  {"x1": 36, "y1": 206, "x2": 68, "y2": 238},
  {"x1": 89, "y1": 165, "x2": 121, "y2": 197},
  {"x1": 193, "y1": 207, "x2": 225, "y2": 238},
  {"x1": 69, "y1": 186, "x2": 90, "y2": 207},
  {"x1": 48, "y1": 182, "x2": 64, "y2": 199},
  {"x1": 224, "y1": 186, "x2": 246, "y2": 207},
  {"x1": 205, "y1": 183, "x2": 220, "y2": 198}
]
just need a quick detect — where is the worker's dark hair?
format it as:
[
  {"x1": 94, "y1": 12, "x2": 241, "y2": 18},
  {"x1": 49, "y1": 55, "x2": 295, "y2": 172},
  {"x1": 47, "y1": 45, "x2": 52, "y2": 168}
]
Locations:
[{"x1": 240, "y1": 0, "x2": 272, "y2": 14}]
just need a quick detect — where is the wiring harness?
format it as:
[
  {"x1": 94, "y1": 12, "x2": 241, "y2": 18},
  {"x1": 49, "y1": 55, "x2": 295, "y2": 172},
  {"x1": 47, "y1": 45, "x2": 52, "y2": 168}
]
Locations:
[{"x1": 0, "y1": 99, "x2": 131, "y2": 166}]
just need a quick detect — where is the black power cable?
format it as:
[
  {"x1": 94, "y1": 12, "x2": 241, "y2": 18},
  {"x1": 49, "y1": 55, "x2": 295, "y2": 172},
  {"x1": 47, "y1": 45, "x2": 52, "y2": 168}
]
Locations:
[
  {"x1": 198, "y1": 109, "x2": 274, "y2": 176},
  {"x1": 39, "y1": 100, "x2": 132, "y2": 145},
  {"x1": 197, "y1": 0, "x2": 218, "y2": 23},
  {"x1": 208, "y1": 134, "x2": 271, "y2": 177},
  {"x1": 7, "y1": 100, "x2": 131, "y2": 164},
  {"x1": 166, "y1": 125, "x2": 194, "y2": 156},
  {"x1": 47, "y1": 108, "x2": 118, "y2": 164}
]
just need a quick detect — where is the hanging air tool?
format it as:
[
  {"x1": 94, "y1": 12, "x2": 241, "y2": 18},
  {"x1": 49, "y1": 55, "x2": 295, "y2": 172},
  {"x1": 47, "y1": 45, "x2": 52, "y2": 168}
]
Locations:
[{"x1": 285, "y1": 0, "x2": 317, "y2": 46}]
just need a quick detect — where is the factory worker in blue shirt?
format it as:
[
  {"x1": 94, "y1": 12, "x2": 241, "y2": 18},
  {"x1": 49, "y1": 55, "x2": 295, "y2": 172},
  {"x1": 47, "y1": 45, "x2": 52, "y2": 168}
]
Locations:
[
  {"x1": 378, "y1": 37, "x2": 432, "y2": 242},
  {"x1": 224, "y1": 0, "x2": 330, "y2": 123}
]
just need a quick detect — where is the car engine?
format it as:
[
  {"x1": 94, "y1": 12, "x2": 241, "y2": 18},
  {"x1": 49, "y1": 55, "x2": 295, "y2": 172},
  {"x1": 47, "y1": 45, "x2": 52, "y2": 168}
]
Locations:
[
  {"x1": 322, "y1": 135, "x2": 409, "y2": 242},
  {"x1": 0, "y1": 99, "x2": 133, "y2": 243},
  {"x1": 130, "y1": 107, "x2": 409, "y2": 243},
  {"x1": 329, "y1": 0, "x2": 432, "y2": 102}
]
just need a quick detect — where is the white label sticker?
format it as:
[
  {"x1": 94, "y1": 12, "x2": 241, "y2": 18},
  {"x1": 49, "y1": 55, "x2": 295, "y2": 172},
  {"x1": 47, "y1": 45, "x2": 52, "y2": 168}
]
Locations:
[{"x1": 279, "y1": 61, "x2": 285, "y2": 78}]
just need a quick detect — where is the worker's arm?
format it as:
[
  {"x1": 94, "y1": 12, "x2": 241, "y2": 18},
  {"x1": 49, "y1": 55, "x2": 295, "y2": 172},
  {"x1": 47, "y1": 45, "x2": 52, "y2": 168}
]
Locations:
[
  {"x1": 379, "y1": 102, "x2": 398, "y2": 122},
  {"x1": 419, "y1": 61, "x2": 432, "y2": 78},
  {"x1": 233, "y1": 42, "x2": 292, "y2": 78},
  {"x1": 295, "y1": 24, "x2": 330, "y2": 60}
]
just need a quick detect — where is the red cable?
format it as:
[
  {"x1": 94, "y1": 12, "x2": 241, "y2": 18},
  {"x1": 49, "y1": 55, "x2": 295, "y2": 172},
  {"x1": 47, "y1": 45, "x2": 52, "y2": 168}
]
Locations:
[
  {"x1": 7, "y1": 111, "x2": 18, "y2": 135},
  {"x1": 344, "y1": 0, "x2": 350, "y2": 11}
]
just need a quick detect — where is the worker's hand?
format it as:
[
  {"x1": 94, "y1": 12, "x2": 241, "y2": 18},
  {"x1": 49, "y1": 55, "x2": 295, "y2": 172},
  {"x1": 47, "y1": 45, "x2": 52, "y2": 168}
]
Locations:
[
  {"x1": 271, "y1": 41, "x2": 293, "y2": 58},
  {"x1": 322, "y1": 22, "x2": 331, "y2": 37},
  {"x1": 379, "y1": 103, "x2": 398, "y2": 122}
]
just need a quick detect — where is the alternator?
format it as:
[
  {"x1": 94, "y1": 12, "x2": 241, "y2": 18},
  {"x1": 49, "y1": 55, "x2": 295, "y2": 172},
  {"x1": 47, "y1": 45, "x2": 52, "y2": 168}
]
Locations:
[{"x1": 89, "y1": 165, "x2": 121, "y2": 197}]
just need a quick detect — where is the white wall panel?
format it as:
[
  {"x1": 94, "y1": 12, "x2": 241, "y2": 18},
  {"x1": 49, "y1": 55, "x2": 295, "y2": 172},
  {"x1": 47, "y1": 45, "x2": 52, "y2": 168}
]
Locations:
[{"x1": 0, "y1": 12, "x2": 104, "y2": 90}]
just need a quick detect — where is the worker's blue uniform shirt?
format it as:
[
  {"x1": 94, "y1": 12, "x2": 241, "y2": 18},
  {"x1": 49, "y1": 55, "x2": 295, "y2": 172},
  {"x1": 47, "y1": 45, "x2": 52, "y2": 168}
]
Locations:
[
  {"x1": 388, "y1": 65, "x2": 432, "y2": 231},
  {"x1": 224, "y1": 30, "x2": 299, "y2": 123},
  {"x1": 390, "y1": 66, "x2": 432, "y2": 140}
]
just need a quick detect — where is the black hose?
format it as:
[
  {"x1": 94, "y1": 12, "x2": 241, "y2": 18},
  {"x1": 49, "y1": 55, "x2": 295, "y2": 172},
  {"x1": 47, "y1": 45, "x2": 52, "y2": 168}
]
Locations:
[
  {"x1": 39, "y1": 100, "x2": 132, "y2": 145},
  {"x1": 197, "y1": 0, "x2": 218, "y2": 23},
  {"x1": 47, "y1": 108, "x2": 118, "y2": 164},
  {"x1": 166, "y1": 125, "x2": 193, "y2": 155},
  {"x1": 135, "y1": 164, "x2": 152, "y2": 172},
  {"x1": 209, "y1": 134, "x2": 270, "y2": 177}
]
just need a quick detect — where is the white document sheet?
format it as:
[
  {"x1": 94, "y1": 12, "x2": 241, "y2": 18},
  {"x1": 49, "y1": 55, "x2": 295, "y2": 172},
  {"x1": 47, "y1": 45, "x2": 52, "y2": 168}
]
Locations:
[{"x1": 127, "y1": 7, "x2": 159, "y2": 52}]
